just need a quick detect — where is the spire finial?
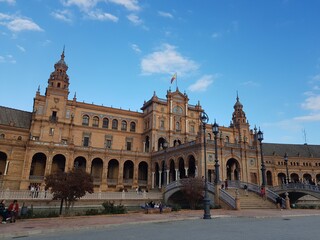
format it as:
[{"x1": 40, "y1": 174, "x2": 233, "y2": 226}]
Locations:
[
  {"x1": 37, "y1": 85, "x2": 40, "y2": 92},
  {"x1": 236, "y1": 91, "x2": 239, "y2": 102},
  {"x1": 61, "y1": 45, "x2": 65, "y2": 60}
]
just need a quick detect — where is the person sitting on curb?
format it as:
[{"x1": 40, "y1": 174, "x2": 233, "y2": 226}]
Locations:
[
  {"x1": 0, "y1": 200, "x2": 8, "y2": 224},
  {"x1": 8, "y1": 200, "x2": 19, "y2": 223}
]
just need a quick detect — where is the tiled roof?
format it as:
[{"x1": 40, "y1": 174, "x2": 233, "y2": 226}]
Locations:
[
  {"x1": 0, "y1": 106, "x2": 32, "y2": 129},
  {"x1": 263, "y1": 143, "x2": 320, "y2": 158}
]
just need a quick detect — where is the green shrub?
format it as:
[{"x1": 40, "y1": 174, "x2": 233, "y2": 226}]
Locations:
[
  {"x1": 85, "y1": 209, "x2": 100, "y2": 215},
  {"x1": 102, "y1": 201, "x2": 127, "y2": 214}
]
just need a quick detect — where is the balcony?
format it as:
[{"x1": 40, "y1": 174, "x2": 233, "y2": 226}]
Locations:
[{"x1": 49, "y1": 116, "x2": 58, "y2": 123}]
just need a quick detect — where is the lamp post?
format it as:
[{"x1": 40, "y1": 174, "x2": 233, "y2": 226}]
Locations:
[
  {"x1": 284, "y1": 153, "x2": 289, "y2": 184},
  {"x1": 200, "y1": 111, "x2": 211, "y2": 219},
  {"x1": 212, "y1": 120, "x2": 220, "y2": 206},
  {"x1": 257, "y1": 128, "x2": 266, "y2": 187}
]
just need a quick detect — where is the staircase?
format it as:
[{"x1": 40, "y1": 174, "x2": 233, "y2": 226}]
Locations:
[{"x1": 225, "y1": 188, "x2": 277, "y2": 209}]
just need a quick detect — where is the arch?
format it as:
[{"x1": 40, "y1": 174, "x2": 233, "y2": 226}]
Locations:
[
  {"x1": 290, "y1": 173, "x2": 299, "y2": 183},
  {"x1": 145, "y1": 136, "x2": 150, "y2": 152},
  {"x1": 316, "y1": 174, "x2": 320, "y2": 185},
  {"x1": 123, "y1": 160, "x2": 134, "y2": 186},
  {"x1": 266, "y1": 170, "x2": 273, "y2": 186},
  {"x1": 91, "y1": 158, "x2": 103, "y2": 184},
  {"x1": 74, "y1": 156, "x2": 87, "y2": 170},
  {"x1": 0, "y1": 151, "x2": 8, "y2": 175},
  {"x1": 207, "y1": 133, "x2": 212, "y2": 140},
  {"x1": 107, "y1": 159, "x2": 119, "y2": 186},
  {"x1": 112, "y1": 119, "x2": 118, "y2": 130},
  {"x1": 303, "y1": 173, "x2": 312, "y2": 184},
  {"x1": 188, "y1": 155, "x2": 196, "y2": 178},
  {"x1": 178, "y1": 157, "x2": 186, "y2": 179},
  {"x1": 102, "y1": 117, "x2": 109, "y2": 128},
  {"x1": 155, "y1": 162, "x2": 160, "y2": 188},
  {"x1": 169, "y1": 159, "x2": 175, "y2": 182},
  {"x1": 130, "y1": 122, "x2": 136, "y2": 132},
  {"x1": 30, "y1": 152, "x2": 46, "y2": 180},
  {"x1": 226, "y1": 158, "x2": 240, "y2": 181},
  {"x1": 92, "y1": 116, "x2": 99, "y2": 127},
  {"x1": 225, "y1": 136, "x2": 230, "y2": 143},
  {"x1": 82, "y1": 115, "x2": 89, "y2": 126},
  {"x1": 121, "y1": 120, "x2": 127, "y2": 131},
  {"x1": 173, "y1": 139, "x2": 181, "y2": 147},
  {"x1": 158, "y1": 137, "x2": 166, "y2": 151},
  {"x1": 51, "y1": 154, "x2": 66, "y2": 174},
  {"x1": 138, "y1": 161, "x2": 148, "y2": 187},
  {"x1": 277, "y1": 172, "x2": 286, "y2": 185}
]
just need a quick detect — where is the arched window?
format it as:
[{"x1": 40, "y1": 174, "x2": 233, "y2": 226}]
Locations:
[
  {"x1": 112, "y1": 119, "x2": 118, "y2": 130},
  {"x1": 130, "y1": 122, "x2": 136, "y2": 132},
  {"x1": 121, "y1": 120, "x2": 127, "y2": 131},
  {"x1": 82, "y1": 115, "x2": 89, "y2": 126},
  {"x1": 102, "y1": 118, "x2": 109, "y2": 128},
  {"x1": 176, "y1": 121, "x2": 180, "y2": 132},
  {"x1": 92, "y1": 116, "x2": 99, "y2": 127}
]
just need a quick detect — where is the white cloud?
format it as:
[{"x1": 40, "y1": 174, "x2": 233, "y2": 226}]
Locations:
[
  {"x1": 16, "y1": 45, "x2": 25, "y2": 52},
  {"x1": 87, "y1": 10, "x2": 118, "y2": 22},
  {"x1": 51, "y1": 9, "x2": 73, "y2": 23},
  {"x1": 158, "y1": 11, "x2": 173, "y2": 19},
  {"x1": 109, "y1": 0, "x2": 140, "y2": 11},
  {"x1": 131, "y1": 43, "x2": 141, "y2": 53},
  {"x1": 301, "y1": 95, "x2": 320, "y2": 111},
  {"x1": 62, "y1": 0, "x2": 140, "y2": 12},
  {"x1": 127, "y1": 14, "x2": 142, "y2": 25},
  {"x1": 294, "y1": 114, "x2": 320, "y2": 122},
  {"x1": 312, "y1": 74, "x2": 320, "y2": 81},
  {"x1": 0, "y1": 14, "x2": 43, "y2": 32},
  {"x1": 211, "y1": 32, "x2": 221, "y2": 39},
  {"x1": 0, "y1": 0, "x2": 16, "y2": 4},
  {"x1": 188, "y1": 75, "x2": 214, "y2": 92},
  {"x1": 61, "y1": 0, "x2": 99, "y2": 11},
  {"x1": 141, "y1": 43, "x2": 199, "y2": 76},
  {"x1": 0, "y1": 54, "x2": 16, "y2": 64}
]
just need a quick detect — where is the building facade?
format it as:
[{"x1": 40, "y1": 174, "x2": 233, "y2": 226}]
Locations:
[{"x1": 1, "y1": 51, "x2": 320, "y2": 191}]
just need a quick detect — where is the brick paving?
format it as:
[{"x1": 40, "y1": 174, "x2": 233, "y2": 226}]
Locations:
[{"x1": 1, "y1": 209, "x2": 320, "y2": 239}]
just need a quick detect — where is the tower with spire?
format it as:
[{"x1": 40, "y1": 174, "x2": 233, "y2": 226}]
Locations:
[{"x1": 45, "y1": 48, "x2": 70, "y2": 98}]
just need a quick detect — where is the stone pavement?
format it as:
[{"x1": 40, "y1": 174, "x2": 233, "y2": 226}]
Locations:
[{"x1": 1, "y1": 209, "x2": 320, "y2": 239}]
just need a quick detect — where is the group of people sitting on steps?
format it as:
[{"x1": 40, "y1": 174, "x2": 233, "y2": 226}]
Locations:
[{"x1": 0, "y1": 199, "x2": 19, "y2": 224}]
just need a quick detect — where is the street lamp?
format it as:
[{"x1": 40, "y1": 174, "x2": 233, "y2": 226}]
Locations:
[
  {"x1": 212, "y1": 120, "x2": 220, "y2": 206},
  {"x1": 284, "y1": 153, "x2": 290, "y2": 184},
  {"x1": 257, "y1": 128, "x2": 266, "y2": 187},
  {"x1": 200, "y1": 111, "x2": 211, "y2": 219}
]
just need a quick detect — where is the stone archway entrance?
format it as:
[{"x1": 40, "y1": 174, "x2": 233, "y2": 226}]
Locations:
[{"x1": 226, "y1": 158, "x2": 240, "y2": 181}]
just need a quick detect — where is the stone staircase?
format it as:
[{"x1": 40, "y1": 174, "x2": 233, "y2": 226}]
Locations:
[{"x1": 225, "y1": 188, "x2": 277, "y2": 209}]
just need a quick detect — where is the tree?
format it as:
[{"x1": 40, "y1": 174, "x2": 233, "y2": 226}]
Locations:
[
  {"x1": 181, "y1": 177, "x2": 204, "y2": 209},
  {"x1": 45, "y1": 168, "x2": 94, "y2": 214}
]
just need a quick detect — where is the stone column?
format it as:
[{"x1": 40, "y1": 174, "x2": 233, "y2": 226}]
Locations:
[
  {"x1": 166, "y1": 169, "x2": 170, "y2": 185},
  {"x1": 4, "y1": 160, "x2": 9, "y2": 175},
  {"x1": 185, "y1": 167, "x2": 189, "y2": 177},
  {"x1": 158, "y1": 171, "x2": 162, "y2": 188},
  {"x1": 175, "y1": 169, "x2": 179, "y2": 180}
]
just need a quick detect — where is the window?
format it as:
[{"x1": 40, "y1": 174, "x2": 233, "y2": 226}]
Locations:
[
  {"x1": 105, "y1": 135, "x2": 112, "y2": 149},
  {"x1": 83, "y1": 136, "x2": 90, "y2": 147},
  {"x1": 0, "y1": 134, "x2": 5, "y2": 139},
  {"x1": 160, "y1": 119, "x2": 165, "y2": 129},
  {"x1": 102, "y1": 118, "x2": 109, "y2": 128},
  {"x1": 61, "y1": 139, "x2": 68, "y2": 144},
  {"x1": 176, "y1": 121, "x2": 180, "y2": 132},
  {"x1": 112, "y1": 119, "x2": 118, "y2": 130},
  {"x1": 50, "y1": 111, "x2": 58, "y2": 122},
  {"x1": 83, "y1": 132, "x2": 91, "y2": 147},
  {"x1": 92, "y1": 116, "x2": 99, "y2": 127},
  {"x1": 130, "y1": 122, "x2": 136, "y2": 132},
  {"x1": 190, "y1": 125, "x2": 195, "y2": 133},
  {"x1": 82, "y1": 115, "x2": 89, "y2": 126},
  {"x1": 121, "y1": 120, "x2": 127, "y2": 131},
  {"x1": 126, "y1": 138, "x2": 133, "y2": 151},
  {"x1": 49, "y1": 128, "x2": 54, "y2": 136},
  {"x1": 173, "y1": 106, "x2": 183, "y2": 114}
]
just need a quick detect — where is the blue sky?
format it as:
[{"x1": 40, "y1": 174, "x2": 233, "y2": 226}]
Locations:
[{"x1": 1, "y1": 0, "x2": 320, "y2": 145}]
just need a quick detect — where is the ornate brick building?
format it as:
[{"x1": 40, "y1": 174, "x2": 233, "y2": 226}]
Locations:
[{"x1": 0, "y1": 51, "x2": 319, "y2": 191}]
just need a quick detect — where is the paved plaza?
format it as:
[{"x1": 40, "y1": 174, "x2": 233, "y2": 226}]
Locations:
[{"x1": 1, "y1": 209, "x2": 320, "y2": 239}]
